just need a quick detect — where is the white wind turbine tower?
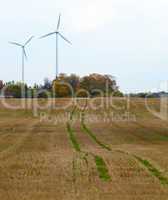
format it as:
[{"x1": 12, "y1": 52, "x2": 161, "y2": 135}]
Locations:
[
  {"x1": 9, "y1": 36, "x2": 34, "y2": 84},
  {"x1": 40, "y1": 14, "x2": 72, "y2": 79}
]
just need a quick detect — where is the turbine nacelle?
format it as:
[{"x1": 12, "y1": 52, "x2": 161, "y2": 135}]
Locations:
[
  {"x1": 9, "y1": 36, "x2": 34, "y2": 60},
  {"x1": 40, "y1": 14, "x2": 72, "y2": 45}
]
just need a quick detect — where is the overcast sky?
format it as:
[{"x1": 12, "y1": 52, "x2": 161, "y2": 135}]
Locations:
[{"x1": 0, "y1": 0, "x2": 168, "y2": 92}]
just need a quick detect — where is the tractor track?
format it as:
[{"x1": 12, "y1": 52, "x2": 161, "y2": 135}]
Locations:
[
  {"x1": 66, "y1": 106, "x2": 111, "y2": 182},
  {"x1": 78, "y1": 100, "x2": 168, "y2": 186}
]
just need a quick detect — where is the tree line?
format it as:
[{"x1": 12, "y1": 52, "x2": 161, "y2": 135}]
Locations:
[{"x1": 0, "y1": 73, "x2": 123, "y2": 98}]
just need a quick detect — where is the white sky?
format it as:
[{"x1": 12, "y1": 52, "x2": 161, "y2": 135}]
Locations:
[{"x1": 0, "y1": 0, "x2": 168, "y2": 92}]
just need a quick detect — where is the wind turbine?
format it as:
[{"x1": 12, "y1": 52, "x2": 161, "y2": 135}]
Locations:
[
  {"x1": 40, "y1": 14, "x2": 72, "y2": 79},
  {"x1": 9, "y1": 36, "x2": 34, "y2": 84}
]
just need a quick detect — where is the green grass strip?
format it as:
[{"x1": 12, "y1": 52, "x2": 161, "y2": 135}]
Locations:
[
  {"x1": 94, "y1": 155, "x2": 111, "y2": 181},
  {"x1": 67, "y1": 122, "x2": 81, "y2": 152},
  {"x1": 81, "y1": 122, "x2": 111, "y2": 151},
  {"x1": 134, "y1": 156, "x2": 168, "y2": 185}
]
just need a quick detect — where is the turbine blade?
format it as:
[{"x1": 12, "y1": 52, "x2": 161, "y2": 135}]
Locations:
[
  {"x1": 39, "y1": 32, "x2": 56, "y2": 39},
  {"x1": 24, "y1": 36, "x2": 34, "y2": 46},
  {"x1": 23, "y1": 48, "x2": 28, "y2": 60},
  {"x1": 57, "y1": 14, "x2": 61, "y2": 30},
  {"x1": 58, "y1": 33, "x2": 72, "y2": 45},
  {"x1": 9, "y1": 42, "x2": 22, "y2": 47}
]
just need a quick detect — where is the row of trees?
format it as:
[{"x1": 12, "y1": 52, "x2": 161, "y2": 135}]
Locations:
[
  {"x1": 130, "y1": 92, "x2": 168, "y2": 98},
  {"x1": 0, "y1": 73, "x2": 123, "y2": 98}
]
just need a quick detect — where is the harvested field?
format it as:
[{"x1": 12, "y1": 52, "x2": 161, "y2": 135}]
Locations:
[{"x1": 0, "y1": 98, "x2": 168, "y2": 200}]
